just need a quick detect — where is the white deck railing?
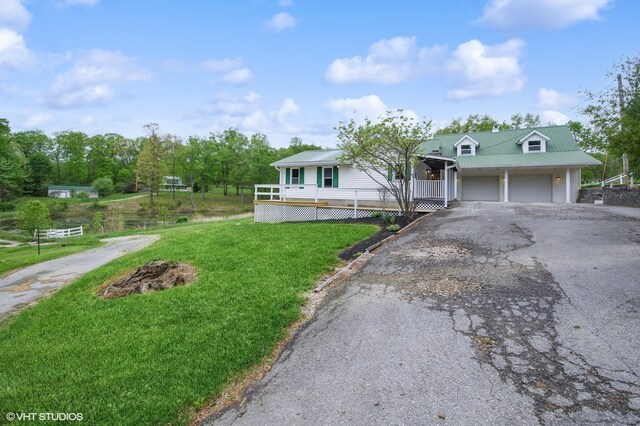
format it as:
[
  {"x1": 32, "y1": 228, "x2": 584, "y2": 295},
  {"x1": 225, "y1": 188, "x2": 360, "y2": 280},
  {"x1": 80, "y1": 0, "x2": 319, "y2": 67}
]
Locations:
[
  {"x1": 35, "y1": 226, "x2": 84, "y2": 239},
  {"x1": 254, "y1": 184, "x2": 383, "y2": 203},
  {"x1": 413, "y1": 179, "x2": 444, "y2": 199},
  {"x1": 256, "y1": 180, "x2": 452, "y2": 203}
]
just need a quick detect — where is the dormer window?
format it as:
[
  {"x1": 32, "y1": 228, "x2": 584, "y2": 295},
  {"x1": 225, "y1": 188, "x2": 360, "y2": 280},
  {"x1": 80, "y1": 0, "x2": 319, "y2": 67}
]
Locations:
[
  {"x1": 518, "y1": 130, "x2": 549, "y2": 153},
  {"x1": 528, "y1": 140, "x2": 541, "y2": 152},
  {"x1": 454, "y1": 135, "x2": 479, "y2": 156}
]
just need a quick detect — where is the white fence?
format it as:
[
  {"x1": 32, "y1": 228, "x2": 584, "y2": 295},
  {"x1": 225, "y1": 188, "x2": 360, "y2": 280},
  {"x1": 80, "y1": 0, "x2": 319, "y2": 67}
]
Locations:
[{"x1": 35, "y1": 226, "x2": 83, "y2": 239}]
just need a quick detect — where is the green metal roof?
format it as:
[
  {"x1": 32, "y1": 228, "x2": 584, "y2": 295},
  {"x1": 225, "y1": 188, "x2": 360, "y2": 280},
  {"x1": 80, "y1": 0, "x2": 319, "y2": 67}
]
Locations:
[
  {"x1": 48, "y1": 185, "x2": 96, "y2": 191},
  {"x1": 419, "y1": 125, "x2": 601, "y2": 169},
  {"x1": 271, "y1": 149, "x2": 344, "y2": 167},
  {"x1": 456, "y1": 151, "x2": 601, "y2": 169}
]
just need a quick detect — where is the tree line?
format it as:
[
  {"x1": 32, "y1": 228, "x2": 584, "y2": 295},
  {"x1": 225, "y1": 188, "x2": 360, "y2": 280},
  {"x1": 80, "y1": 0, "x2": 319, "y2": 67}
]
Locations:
[{"x1": 0, "y1": 118, "x2": 320, "y2": 203}]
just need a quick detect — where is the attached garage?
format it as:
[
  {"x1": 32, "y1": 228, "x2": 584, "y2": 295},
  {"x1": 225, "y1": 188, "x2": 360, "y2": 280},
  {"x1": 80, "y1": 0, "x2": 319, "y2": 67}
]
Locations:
[
  {"x1": 509, "y1": 175, "x2": 552, "y2": 202},
  {"x1": 461, "y1": 176, "x2": 500, "y2": 201}
]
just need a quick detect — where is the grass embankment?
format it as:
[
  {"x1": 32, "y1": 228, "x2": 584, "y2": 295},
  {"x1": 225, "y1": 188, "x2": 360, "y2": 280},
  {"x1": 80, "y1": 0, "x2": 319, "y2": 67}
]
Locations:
[
  {"x1": 0, "y1": 219, "x2": 377, "y2": 425},
  {"x1": 0, "y1": 236, "x2": 102, "y2": 276}
]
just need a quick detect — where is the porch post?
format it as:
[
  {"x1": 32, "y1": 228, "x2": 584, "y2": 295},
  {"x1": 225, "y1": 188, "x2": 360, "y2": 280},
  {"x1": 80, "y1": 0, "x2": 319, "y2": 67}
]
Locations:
[
  {"x1": 453, "y1": 171, "x2": 458, "y2": 200},
  {"x1": 504, "y1": 169, "x2": 509, "y2": 202},
  {"x1": 444, "y1": 166, "x2": 448, "y2": 208},
  {"x1": 565, "y1": 168, "x2": 571, "y2": 203}
]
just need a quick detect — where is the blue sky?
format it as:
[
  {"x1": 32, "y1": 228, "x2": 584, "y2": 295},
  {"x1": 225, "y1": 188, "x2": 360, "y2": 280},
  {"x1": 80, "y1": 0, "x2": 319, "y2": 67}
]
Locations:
[{"x1": 0, "y1": 0, "x2": 638, "y2": 147}]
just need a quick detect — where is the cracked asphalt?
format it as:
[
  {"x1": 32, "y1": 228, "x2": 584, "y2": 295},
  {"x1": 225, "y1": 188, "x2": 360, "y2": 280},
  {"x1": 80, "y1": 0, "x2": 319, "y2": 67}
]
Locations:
[{"x1": 208, "y1": 202, "x2": 640, "y2": 425}]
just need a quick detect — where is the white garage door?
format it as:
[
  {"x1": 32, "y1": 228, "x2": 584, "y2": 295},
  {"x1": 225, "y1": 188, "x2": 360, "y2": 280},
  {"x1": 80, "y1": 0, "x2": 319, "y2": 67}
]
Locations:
[
  {"x1": 509, "y1": 175, "x2": 552, "y2": 202},
  {"x1": 461, "y1": 176, "x2": 500, "y2": 201}
]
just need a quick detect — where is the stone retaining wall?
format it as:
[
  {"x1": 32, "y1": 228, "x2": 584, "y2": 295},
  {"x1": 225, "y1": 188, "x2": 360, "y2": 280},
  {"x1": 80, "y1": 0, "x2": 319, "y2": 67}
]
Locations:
[{"x1": 578, "y1": 186, "x2": 640, "y2": 207}]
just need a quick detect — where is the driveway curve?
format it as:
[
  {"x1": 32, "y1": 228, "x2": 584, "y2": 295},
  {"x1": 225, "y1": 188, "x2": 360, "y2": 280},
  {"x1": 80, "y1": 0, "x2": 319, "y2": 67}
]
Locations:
[
  {"x1": 0, "y1": 235, "x2": 159, "y2": 316},
  {"x1": 208, "y1": 203, "x2": 640, "y2": 425}
]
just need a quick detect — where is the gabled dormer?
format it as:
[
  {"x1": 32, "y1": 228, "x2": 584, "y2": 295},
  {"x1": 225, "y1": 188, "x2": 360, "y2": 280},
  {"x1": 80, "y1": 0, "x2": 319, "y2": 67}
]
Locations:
[
  {"x1": 453, "y1": 135, "x2": 479, "y2": 156},
  {"x1": 517, "y1": 130, "x2": 550, "y2": 153}
]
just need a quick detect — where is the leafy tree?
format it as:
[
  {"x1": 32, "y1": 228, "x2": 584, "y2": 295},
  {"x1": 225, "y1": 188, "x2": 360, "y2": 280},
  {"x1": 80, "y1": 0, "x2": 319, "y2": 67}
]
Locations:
[
  {"x1": 136, "y1": 123, "x2": 167, "y2": 206},
  {"x1": 216, "y1": 129, "x2": 248, "y2": 196},
  {"x1": 17, "y1": 200, "x2": 51, "y2": 236},
  {"x1": 93, "y1": 177, "x2": 115, "y2": 197},
  {"x1": 581, "y1": 56, "x2": 640, "y2": 177},
  {"x1": 337, "y1": 111, "x2": 432, "y2": 219},
  {"x1": 0, "y1": 119, "x2": 25, "y2": 200},
  {"x1": 436, "y1": 113, "x2": 541, "y2": 135},
  {"x1": 246, "y1": 133, "x2": 278, "y2": 186},
  {"x1": 54, "y1": 131, "x2": 89, "y2": 184},
  {"x1": 25, "y1": 153, "x2": 53, "y2": 196},
  {"x1": 181, "y1": 137, "x2": 203, "y2": 209},
  {"x1": 87, "y1": 134, "x2": 116, "y2": 182}
]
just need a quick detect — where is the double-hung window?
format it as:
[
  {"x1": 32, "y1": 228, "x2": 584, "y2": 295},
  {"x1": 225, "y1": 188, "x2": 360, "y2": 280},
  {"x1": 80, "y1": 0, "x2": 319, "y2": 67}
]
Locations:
[
  {"x1": 291, "y1": 168, "x2": 300, "y2": 185},
  {"x1": 323, "y1": 167, "x2": 333, "y2": 188},
  {"x1": 460, "y1": 144, "x2": 472, "y2": 155}
]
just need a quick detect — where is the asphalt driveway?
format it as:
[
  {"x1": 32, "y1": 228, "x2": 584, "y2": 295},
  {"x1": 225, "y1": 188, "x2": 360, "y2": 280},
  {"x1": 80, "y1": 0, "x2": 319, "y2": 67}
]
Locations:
[
  {"x1": 0, "y1": 235, "x2": 159, "y2": 316},
  {"x1": 209, "y1": 202, "x2": 640, "y2": 425}
]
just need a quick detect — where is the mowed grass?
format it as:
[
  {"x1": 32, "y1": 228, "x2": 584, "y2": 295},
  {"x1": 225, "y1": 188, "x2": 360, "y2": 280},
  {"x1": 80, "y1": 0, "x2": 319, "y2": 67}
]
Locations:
[
  {"x1": 0, "y1": 220, "x2": 377, "y2": 425},
  {"x1": 0, "y1": 236, "x2": 102, "y2": 276}
]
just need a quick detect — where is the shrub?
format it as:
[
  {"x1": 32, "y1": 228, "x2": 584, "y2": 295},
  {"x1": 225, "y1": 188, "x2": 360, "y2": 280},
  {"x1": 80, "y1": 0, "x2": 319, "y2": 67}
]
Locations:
[
  {"x1": 89, "y1": 200, "x2": 107, "y2": 210},
  {"x1": 386, "y1": 224, "x2": 401, "y2": 232},
  {"x1": 382, "y1": 213, "x2": 396, "y2": 224},
  {"x1": 158, "y1": 206, "x2": 169, "y2": 224},
  {"x1": 75, "y1": 191, "x2": 89, "y2": 199},
  {"x1": 370, "y1": 212, "x2": 382, "y2": 218},
  {"x1": 175, "y1": 216, "x2": 188, "y2": 224},
  {"x1": 93, "y1": 177, "x2": 115, "y2": 197},
  {"x1": 0, "y1": 202, "x2": 16, "y2": 212},
  {"x1": 92, "y1": 212, "x2": 104, "y2": 233},
  {"x1": 49, "y1": 201, "x2": 69, "y2": 213}
]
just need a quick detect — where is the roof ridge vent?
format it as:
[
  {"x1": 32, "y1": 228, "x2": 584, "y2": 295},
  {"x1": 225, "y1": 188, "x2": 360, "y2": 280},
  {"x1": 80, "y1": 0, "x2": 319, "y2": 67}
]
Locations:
[{"x1": 492, "y1": 124, "x2": 500, "y2": 133}]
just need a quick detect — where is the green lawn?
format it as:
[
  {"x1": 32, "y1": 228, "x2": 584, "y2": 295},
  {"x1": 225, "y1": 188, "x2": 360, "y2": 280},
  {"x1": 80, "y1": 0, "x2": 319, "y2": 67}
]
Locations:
[
  {"x1": 0, "y1": 236, "x2": 102, "y2": 276},
  {"x1": 0, "y1": 220, "x2": 377, "y2": 425}
]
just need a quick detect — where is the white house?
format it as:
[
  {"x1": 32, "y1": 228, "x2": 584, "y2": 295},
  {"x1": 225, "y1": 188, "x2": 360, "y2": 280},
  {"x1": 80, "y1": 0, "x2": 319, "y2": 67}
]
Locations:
[{"x1": 254, "y1": 125, "x2": 601, "y2": 222}]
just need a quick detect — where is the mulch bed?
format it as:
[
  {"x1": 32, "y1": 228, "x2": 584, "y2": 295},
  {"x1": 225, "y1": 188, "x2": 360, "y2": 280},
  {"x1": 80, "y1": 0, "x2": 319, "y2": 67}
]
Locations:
[{"x1": 337, "y1": 214, "x2": 421, "y2": 261}]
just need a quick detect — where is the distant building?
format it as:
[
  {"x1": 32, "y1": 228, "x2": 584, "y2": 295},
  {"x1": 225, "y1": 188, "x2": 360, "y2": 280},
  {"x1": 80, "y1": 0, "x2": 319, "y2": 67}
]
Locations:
[
  {"x1": 48, "y1": 185, "x2": 98, "y2": 199},
  {"x1": 160, "y1": 176, "x2": 190, "y2": 192}
]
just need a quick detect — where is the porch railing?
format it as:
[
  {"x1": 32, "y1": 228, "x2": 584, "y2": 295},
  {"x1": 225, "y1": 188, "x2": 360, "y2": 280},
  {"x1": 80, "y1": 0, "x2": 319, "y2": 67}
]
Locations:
[{"x1": 413, "y1": 179, "x2": 444, "y2": 199}]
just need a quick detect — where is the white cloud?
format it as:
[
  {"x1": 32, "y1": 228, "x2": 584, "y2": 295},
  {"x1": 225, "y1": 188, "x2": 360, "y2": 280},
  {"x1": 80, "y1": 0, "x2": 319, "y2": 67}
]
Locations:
[
  {"x1": 48, "y1": 49, "x2": 151, "y2": 108},
  {"x1": 193, "y1": 92, "x2": 311, "y2": 136},
  {"x1": 266, "y1": 12, "x2": 296, "y2": 31},
  {"x1": 325, "y1": 36, "x2": 445, "y2": 84},
  {"x1": 476, "y1": 0, "x2": 612, "y2": 30},
  {"x1": 536, "y1": 88, "x2": 576, "y2": 109},
  {"x1": 445, "y1": 38, "x2": 525, "y2": 99},
  {"x1": 58, "y1": 0, "x2": 100, "y2": 7},
  {"x1": 0, "y1": 0, "x2": 32, "y2": 31},
  {"x1": 23, "y1": 112, "x2": 56, "y2": 128},
  {"x1": 200, "y1": 57, "x2": 243, "y2": 72},
  {"x1": 219, "y1": 68, "x2": 253, "y2": 85},
  {"x1": 201, "y1": 57, "x2": 253, "y2": 85},
  {"x1": 542, "y1": 110, "x2": 570, "y2": 125},
  {"x1": 326, "y1": 95, "x2": 388, "y2": 122},
  {"x1": 276, "y1": 98, "x2": 299, "y2": 122},
  {"x1": 0, "y1": 28, "x2": 36, "y2": 70}
]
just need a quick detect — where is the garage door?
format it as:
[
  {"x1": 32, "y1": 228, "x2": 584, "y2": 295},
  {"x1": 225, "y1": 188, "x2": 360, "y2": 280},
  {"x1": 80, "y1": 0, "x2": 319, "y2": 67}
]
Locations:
[
  {"x1": 509, "y1": 175, "x2": 552, "y2": 202},
  {"x1": 461, "y1": 176, "x2": 500, "y2": 201}
]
